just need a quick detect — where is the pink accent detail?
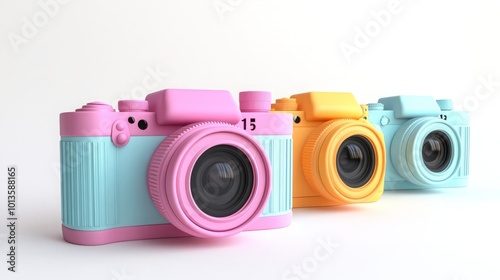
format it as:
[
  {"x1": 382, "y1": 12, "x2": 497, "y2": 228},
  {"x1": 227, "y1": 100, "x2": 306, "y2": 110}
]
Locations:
[
  {"x1": 239, "y1": 91, "x2": 272, "y2": 112},
  {"x1": 237, "y1": 112, "x2": 293, "y2": 135},
  {"x1": 118, "y1": 100, "x2": 149, "y2": 112},
  {"x1": 59, "y1": 88, "x2": 292, "y2": 137},
  {"x1": 246, "y1": 212, "x2": 292, "y2": 231},
  {"x1": 145, "y1": 89, "x2": 241, "y2": 125},
  {"x1": 116, "y1": 122, "x2": 126, "y2": 131},
  {"x1": 147, "y1": 123, "x2": 272, "y2": 238},
  {"x1": 111, "y1": 120, "x2": 130, "y2": 147},
  {"x1": 117, "y1": 134, "x2": 128, "y2": 144},
  {"x1": 60, "y1": 111, "x2": 181, "y2": 137},
  {"x1": 76, "y1": 102, "x2": 115, "y2": 112},
  {"x1": 62, "y1": 223, "x2": 189, "y2": 245},
  {"x1": 61, "y1": 213, "x2": 292, "y2": 245}
]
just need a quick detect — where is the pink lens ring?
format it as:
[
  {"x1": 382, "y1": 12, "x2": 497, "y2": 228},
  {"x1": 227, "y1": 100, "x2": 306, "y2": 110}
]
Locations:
[{"x1": 147, "y1": 122, "x2": 272, "y2": 238}]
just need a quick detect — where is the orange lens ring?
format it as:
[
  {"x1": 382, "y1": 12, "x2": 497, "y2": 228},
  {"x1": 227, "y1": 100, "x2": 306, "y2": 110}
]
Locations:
[
  {"x1": 302, "y1": 120, "x2": 344, "y2": 203},
  {"x1": 303, "y1": 120, "x2": 385, "y2": 203},
  {"x1": 320, "y1": 122, "x2": 385, "y2": 201}
]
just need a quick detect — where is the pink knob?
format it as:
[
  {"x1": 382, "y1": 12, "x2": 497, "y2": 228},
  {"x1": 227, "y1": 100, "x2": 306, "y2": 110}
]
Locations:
[
  {"x1": 239, "y1": 91, "x2": 272, "y2": 112},
  {"x1": 111, "y1": 120, "x2": 130, "y2": 147},
  {"x1": 115, "y1": 122, "x2": 126, "y2": 131},
  {"x1": 118, "y1": 100, "x2": 149, "y2": 112},
  {"x1": 116, "y1": 133, "x2": 129, "y2": 145},
  {"x1": 76, "y1": 102, "x2": 115, "y2": 112}
]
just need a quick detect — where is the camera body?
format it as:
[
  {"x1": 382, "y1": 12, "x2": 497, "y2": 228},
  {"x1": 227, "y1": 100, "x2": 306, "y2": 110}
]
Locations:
[
  {"x1": 367, "y1": 95, "x2": 470, "y2": 190},
  {"x1": 60, "y1": 89, "x2": 293, "y2": 245},
  {"x1": 272, "y1": 92, "x2": 386, "y2": 208}
]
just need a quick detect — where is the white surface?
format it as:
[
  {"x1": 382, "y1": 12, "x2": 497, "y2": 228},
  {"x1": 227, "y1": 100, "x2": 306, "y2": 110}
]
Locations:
[{"x1": 0, "y1": 0, "x2": 499, "y2": 279}]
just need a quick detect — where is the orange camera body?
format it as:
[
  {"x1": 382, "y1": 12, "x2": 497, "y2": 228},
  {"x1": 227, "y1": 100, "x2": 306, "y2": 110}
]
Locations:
[{"x1": 273, "y1": 92, "x2": 386, "y2": 208}]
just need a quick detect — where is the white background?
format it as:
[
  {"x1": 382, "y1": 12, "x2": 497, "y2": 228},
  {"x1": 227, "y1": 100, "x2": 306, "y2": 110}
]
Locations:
[{"x1": 1, "y1": 0, "x2": 499, "y2": 279}]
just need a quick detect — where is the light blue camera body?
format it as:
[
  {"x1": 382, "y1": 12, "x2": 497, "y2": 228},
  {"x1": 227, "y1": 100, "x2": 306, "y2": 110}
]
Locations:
[
  {"x1": 60, "y1": 135, "x2": 292, "y2": 231},
  {"x1": 367, "y1": 96, "x2": 470, "y2": 190}
]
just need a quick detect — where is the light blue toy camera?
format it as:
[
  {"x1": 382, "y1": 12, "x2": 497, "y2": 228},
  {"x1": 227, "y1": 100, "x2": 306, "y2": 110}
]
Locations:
[{"x1": 367, "y1": 96, "x2": 470, "y2": 190}]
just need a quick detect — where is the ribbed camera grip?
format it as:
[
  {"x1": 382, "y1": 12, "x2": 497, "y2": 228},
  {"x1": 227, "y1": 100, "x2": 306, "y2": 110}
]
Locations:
[
  {"x1": 459, "y1": 126, "x2": 470, "y2": 177},
  {"x1": 256, "y1": 136, "x2": 293, "y2": 216},
  {"x1": 60, "y1": 139, "x2": 118, "y2": 229}
]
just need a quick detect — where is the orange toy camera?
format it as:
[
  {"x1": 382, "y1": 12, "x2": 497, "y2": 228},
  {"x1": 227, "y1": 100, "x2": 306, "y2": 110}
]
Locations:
[{"x1": 272, "y1": 92, "x2": 386, "y2": 208}]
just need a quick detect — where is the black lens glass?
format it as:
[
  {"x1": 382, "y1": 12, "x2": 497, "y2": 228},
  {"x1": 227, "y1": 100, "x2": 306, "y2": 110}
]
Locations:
[
  {"x1": 336, "y1": 136, "x2": 376, "y2": 188},
  {"x1": 191, "y1": 145, "x2": 253, "y2": 217},
  {"x1": 422, "y1": 131, "x2": 452, "y2": 172}
]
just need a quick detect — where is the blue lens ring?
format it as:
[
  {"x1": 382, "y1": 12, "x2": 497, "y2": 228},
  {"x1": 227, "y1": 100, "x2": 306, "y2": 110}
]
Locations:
[{"x1": 391, "y1": 117, "x2": 461, "y2": 186}]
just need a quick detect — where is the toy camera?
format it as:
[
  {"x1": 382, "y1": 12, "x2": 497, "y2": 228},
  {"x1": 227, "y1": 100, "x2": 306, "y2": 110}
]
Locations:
[
  {"x1": 272, "y1": 92, "x2": 386, "y2": 207},
  {"x1": 367, "y1": 95, "x2": 469, "y2": 190},
  {"x1": 60, "y1": 89, "x2": 293, "y2": 245}
]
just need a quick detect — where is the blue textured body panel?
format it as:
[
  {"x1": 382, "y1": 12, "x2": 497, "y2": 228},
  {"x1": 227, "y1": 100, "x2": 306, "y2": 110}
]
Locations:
[
  {"x1": 60, "y1": 135, "x2": 292, "y2": 231},
  {"x1": 254, "y1": 135, "x2": 293, "y2": 216}
]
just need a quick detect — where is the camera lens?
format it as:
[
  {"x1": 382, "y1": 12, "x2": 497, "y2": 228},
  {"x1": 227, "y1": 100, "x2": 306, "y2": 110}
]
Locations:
[
  {"x1": 336, "y1": 136, "x2": 375, "y2": 188},
  {"x1": 191, "y1": 145, "x2": 253, "y2": 217},
  {"x1": 422, "y1": 131, "x2": 452, "y2": 172}
]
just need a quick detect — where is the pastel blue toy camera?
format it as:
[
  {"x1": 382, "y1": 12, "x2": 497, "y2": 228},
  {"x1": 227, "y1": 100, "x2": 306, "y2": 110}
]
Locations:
[{"x1": 367, "y1": 96, "x2": 470, "y2": 190}]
